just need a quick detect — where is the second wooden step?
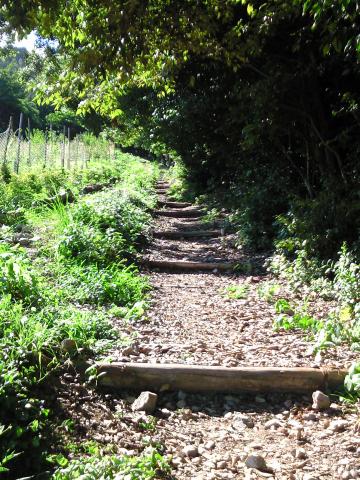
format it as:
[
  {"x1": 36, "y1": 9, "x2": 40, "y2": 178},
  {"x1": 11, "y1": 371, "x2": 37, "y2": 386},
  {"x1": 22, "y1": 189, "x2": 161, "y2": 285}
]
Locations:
[
  {"x1": 154, "y1": 209, "x2": 205, "y2": 218},
  {"x1": 153, "y1": 230, "x2": 222, "y2": 239}
]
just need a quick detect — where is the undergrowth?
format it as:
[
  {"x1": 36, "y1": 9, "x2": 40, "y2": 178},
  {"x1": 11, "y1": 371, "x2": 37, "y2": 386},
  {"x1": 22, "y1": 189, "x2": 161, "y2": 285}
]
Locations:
[
  {"x1": 0, "y1": 153, "x2": 159, "y2": 478},
  {"x1": 267, "y1": 243, "x2": 360, "y2": 368},
  {"x1": 52, "y1": 447, "x2": 170, "y2": 480}
]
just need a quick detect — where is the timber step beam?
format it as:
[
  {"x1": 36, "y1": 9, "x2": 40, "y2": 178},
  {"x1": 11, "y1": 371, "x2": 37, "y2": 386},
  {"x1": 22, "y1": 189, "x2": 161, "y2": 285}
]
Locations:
[
  {"x1": 154, "y1": 209, "x2": 205, "y2": 218},
  {"x1": 157, "y1": 200, "x2": 192, "y2": 208},
  {"x1": 153, "y1": 230, "x2": 222, "y2": 239},
  {"x1": 97, "y1": 362, "x2": 347, "y2": 394},
  {"x1": 144, "y1": 259, "x2": 235, "y2": 271}
]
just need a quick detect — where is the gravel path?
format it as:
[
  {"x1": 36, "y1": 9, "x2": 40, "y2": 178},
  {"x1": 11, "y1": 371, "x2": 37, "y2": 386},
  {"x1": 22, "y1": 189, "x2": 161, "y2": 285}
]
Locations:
[
  {"x1": 105, "y1": 184, "x2": 360, "y2": 479},
  {"x1": 54, "y1": 183, "x2": 359, "y2": 480}
]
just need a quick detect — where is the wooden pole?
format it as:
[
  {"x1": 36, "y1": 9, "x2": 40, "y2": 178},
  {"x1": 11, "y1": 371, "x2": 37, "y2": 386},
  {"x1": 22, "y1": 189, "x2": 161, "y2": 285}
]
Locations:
[
  {"x1": 67, "y1": 127, "x2": 71, "y2": 169},
  {"x1": 153, "y1": 230, "x2": 221, "y2": 240},
  {"x1": 61, "y1": 125, "x2": 66, "y2": 169},
  {"x1": 157, "y1": 200, "x2": 192, "y2": 208},
  {"x1": 27, "y1": 118, "x2": 31, "y2": 166},
  {"x1": 97, "y1": 362, "x2": 347, "y2": 394},
  {"x1": 14, "y1": 112, "x2": 23, "y2": 173},
  {"x1": 48, "y1": 124, "x2": 52, "y2": 167},
  {"x1": 75, "y1": 136, "x2": 79, "y2": 168},
  {"x1": 3, "y1": 116, "x2": 13, "y2": 166},
  {"x1": 43, "y1": 127, "x2": 48, "y2": 168}
]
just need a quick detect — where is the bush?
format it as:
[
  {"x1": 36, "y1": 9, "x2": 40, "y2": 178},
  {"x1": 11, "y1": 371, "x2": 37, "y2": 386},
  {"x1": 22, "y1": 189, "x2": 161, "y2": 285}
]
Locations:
[
  {"x1": 58, "y1": 222, "x2": 128, "y2": 265},
  {"x1": 58, "y1": 187, "x2": 153, "y2": 265},
  {"x1": 61, "y1": 263, "x2": 149, "y2": 307}
]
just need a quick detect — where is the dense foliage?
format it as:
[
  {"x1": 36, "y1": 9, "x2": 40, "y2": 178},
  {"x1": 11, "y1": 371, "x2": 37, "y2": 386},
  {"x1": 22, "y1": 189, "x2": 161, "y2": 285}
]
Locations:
[
  {"x1": 0, "y1": 154, "x2": 158, "y2": 478},
  {"x1": 2, "y1": 0, "x2": 359, "y2": 260},
  {"x1": 0, "y1": 45, "x2": 106, "y2": 133}
]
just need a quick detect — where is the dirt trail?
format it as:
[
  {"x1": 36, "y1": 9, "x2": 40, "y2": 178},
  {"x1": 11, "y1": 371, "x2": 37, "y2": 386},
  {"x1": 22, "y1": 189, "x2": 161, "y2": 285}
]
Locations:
[
  {"x1": 49, "y1": 182, "x2": 360, "y2": 480},
  {"x1": 111, "y1": 185, "x2": 355, "y2": 369},
  {"x1": 104, "y1": 183, "x2": 359, "y2": 479}
]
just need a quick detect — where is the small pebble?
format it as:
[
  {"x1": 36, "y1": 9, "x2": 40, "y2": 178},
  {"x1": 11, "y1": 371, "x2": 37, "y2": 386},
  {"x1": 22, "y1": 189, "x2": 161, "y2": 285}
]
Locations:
[
  {"x1": 204, "y1": 441, "x2": 215, "y2": 450},
  {"x1": 264, "y1": 419, "x2": 283, "y2": 430},
  {"x1": 245, "y1": 454, "x2": 269, "y2": 472},
  {"x1": 255, "y1": 395, "x2": 266, "y2": 403},
  {"x1": 183, "y1": 445, "x2": 199, "y2": 458},
  {"x1": 216, "y1": 460, "x2": 228, "y2": 469},
  {"x1": 329, "y1": 420, "x2": 349, "y2": 432},
  {"x1": 295, "y1": 448, "x2": 307, "y2": 460}
]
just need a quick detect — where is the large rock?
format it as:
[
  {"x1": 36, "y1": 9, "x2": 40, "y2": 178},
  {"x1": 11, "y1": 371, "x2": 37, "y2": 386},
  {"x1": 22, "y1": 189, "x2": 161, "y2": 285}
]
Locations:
[
  {"x1": 131, "y1": 391, "x2": 158, "y2": 414},
  {"x1": 312, "y1": 390, "x2": 331, "y2": 410}
]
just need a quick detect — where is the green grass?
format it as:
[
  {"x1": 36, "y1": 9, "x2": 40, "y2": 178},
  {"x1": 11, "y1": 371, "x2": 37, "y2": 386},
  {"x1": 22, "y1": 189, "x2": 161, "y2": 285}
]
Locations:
[{"x1": 0, "y1": 152, "x2": 160, "y2": 478}]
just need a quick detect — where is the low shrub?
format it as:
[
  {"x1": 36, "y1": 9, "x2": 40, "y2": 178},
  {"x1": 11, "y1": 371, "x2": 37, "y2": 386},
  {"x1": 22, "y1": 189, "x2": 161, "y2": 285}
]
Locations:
[
  {"x1": 61, "y1": 263, "x2": 149, "y2": 306},
  {"x1": 52, "y1": 448, "x2": 170, "y2": 480}
]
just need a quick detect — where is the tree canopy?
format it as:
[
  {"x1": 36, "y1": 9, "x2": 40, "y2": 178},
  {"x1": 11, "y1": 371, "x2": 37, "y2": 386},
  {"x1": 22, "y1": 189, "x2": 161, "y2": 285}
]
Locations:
[
  {"x1": 1, "y1": 1, "x2": 358, "y2": 113},
  {"x1": 2, "y1": 0, "x2": 360, "y2": 257}
]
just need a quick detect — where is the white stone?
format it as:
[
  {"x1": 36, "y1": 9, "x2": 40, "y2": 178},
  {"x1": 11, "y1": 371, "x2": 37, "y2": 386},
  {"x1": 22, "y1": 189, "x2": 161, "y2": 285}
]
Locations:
[
  {"x1": 182, "y1": 445, "x2": 199, "y2": 458},
  {"x1": 329, "y1": 420, "x2": 349, "y2": 432},
  {"x1": 131, "y1": 391, "x2": 158, "y2": 414},
  {"x1": 295, "y1": 448, "x2": 307, "y2": 460},
  {"x1": 216, "y1": 460, "x2": 228, "y2": 469},
  {"x1": 204, "y1": 441, "x2": 216, "y2": 450},
  {"x1": 312, "y1": 390, "x2": 331, "y2": 410},
  {"x1": 264, "y1": 418, "x2": 283, "y2": 430}
]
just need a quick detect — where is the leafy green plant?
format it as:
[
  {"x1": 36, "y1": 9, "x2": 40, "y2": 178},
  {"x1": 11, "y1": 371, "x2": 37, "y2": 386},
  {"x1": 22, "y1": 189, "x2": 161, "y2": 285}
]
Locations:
[
  {"x1": 274, "y1": 299, "x2": 294, "y2": 315},
  {"x1": 59, "y1": 263, "x2": 149, "y2": 307},
  {"x1": 139, "y1": 417, "x2": 157, "y2": 432},
  {"x1": 273, "y1": 300, "x2": 321, "y2": 333},
  {"x1": 52, "y1": 448, "x2": 170, "y2": 480},
  {"x1": 0, "y1": 153, "x2": 159, "y2": 479},
  {"x1": 0, "y1": 245, "x2": 39, "y2": 303},
  {"x1": 223, "y1": 284, "x2": 249, "y2": 299},
  {"x1": 257, "y1": 283, "x2": 281, "y2": 303},
  {"x1": 341, "y1": 363, "x2": 360, "y2": 403}
]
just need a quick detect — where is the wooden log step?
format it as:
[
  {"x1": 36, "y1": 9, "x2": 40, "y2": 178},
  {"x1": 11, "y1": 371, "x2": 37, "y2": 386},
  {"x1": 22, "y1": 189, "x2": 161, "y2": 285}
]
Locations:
[
  {"x1": 153, "y1": 230, "x2": 221, "y2": 239},
  {"x1": 154, "y1": 209, "x2": 205, "y2": 218},
  {"x1": 157, "y1": 200, "x2": 192, "y2": 208},
  {"x1": 97, "y1": 362, "x2": 347, "y2": 394},
  {"x1": 144, "y1": 259, "x2": 235, "y2": 271}
]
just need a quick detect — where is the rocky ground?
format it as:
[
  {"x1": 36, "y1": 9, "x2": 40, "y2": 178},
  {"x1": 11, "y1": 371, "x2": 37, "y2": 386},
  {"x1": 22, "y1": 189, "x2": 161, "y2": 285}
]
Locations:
[{"x1": 53, "y1": 183, "x2": 359, "y2": 479}]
